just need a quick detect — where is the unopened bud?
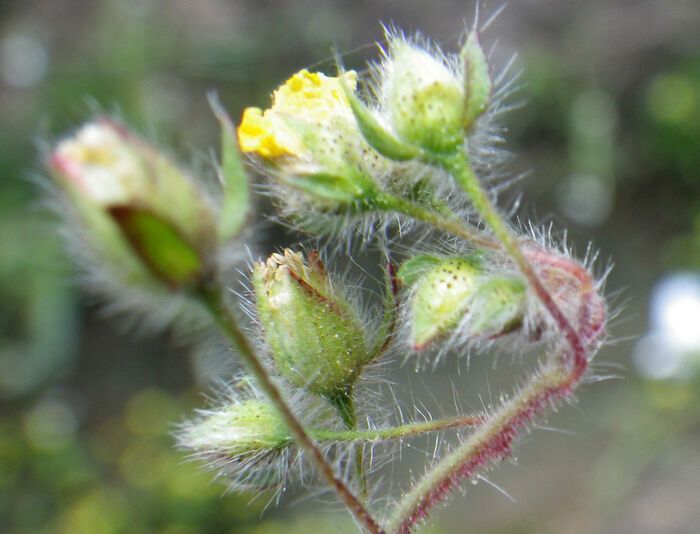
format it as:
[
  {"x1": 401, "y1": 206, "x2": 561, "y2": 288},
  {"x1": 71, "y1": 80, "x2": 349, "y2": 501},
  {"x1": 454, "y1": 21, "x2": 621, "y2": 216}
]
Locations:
[
  {"x1": 179, "y1": 397, "x2": 290, "y2": 490},
  {"x1": 185, "y1": 399, "x2": 290, "y2": 453},
  {"x1": 253, "y1": 250, "x2": 371, "y2": 396},
  {"x1": 399, "y1": 254, "x2": 526, "y2": 349},
  {"x1": 381, "y1": 40, "x2": 465, "y2": 154},
  {"x1": 49, "y1": 119, "x2": 216, "y2": 289}
]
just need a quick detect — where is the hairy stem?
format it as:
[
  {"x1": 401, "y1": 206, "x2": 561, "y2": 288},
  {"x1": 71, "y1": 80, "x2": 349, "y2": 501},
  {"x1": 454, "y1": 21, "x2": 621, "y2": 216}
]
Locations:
[
  {"x1": 439, "y1": 151, "x2": 588, "y2": 380},
  {"x1": 386, "y1": 150, "x2": 598, "y2": 532},
  {"x1": 388, "y1": 357, "x2": 579, "y2": 534},
  {"x1": 375, "y1": 192, "x2": 499, "y2": 249},
  {"x1": 198, "y1": 284, "x2": 385, "y2": 534},
  {"x1": 327, "y1": 389, "x2": 367, "y2": 494},
  {"x1": 310, "y1": 414, "x2": 486, "y2": 442}
]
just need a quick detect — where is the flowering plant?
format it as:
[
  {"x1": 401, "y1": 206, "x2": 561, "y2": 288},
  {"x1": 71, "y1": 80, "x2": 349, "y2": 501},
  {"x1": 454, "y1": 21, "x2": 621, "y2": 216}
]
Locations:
[{"x1": 46, "y1": 17, "x2": 608, "y2": 534}]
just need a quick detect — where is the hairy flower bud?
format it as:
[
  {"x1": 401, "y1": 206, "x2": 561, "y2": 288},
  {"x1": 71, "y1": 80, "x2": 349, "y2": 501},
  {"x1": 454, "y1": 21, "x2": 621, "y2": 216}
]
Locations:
[
  {"x1": 49, "y1": 119, "x2": 216, "y2": 289},
  {"x1": 380, "y1": 40, "x2": 465, "y2": 154},
  {"x1": 178, "y1": 395, "x2": 291, "y2": 490},
  {"x1": 399, "y1": 254, "x2": 526, "y2": 349},
  {"x1": 184, "y1": 399, "x2": 290, "y2": 454},
  {"x1": 253, "y1": 250, "x2": 371, "y2": 396}
]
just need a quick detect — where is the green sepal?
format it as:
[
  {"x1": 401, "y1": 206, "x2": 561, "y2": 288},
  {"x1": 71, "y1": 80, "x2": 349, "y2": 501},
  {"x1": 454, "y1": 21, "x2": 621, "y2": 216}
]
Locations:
[
  {"x1": 397, "y1": 255, "x2": 443, "y2": 286},
  {"x1": 469, "y1": 277, "x2": 526, "y2": 337},
  {"x1": 460, "y1": 31, "x2": 492, "y2": 130},
  {"x1": 284, "y1": 170, "x2": 376, "y2": 203},
  {"x1": 409, "y1": 255, "x2": 483, "y2": 348},
  {"x1": 277, "y1": 113, "x2": 379, "y2": 204},
  {"x1": 109, "y1": 206, "x2": 203, "y2": 289},
  {"x1": 338, "y1": 76, "x2": 422, "y2": 162},
  {"x1": 209, "y1": 93, "x2": 250, "y2": 241}
]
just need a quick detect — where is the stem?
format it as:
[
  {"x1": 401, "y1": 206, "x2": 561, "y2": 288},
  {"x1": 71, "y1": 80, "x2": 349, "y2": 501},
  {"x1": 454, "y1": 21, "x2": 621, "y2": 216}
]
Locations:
[
  {"x1": 327, "y1": 389, "x2": 367, "y2": 494},
  {"x1": 375, "y1": 192, "x2": 499, "y2": 249},
  {"x1": 388, "y1": 358, "x2": 578, "y2": 534},
  {"x1": 439, "y1": 151, "x2": 588, "y2": 380},
  {"x1": 387, "y1": 150, "x2": 600, "y2": 533},
  {"x1": 198, "y1": 284, "x2": 385, "y2": 534},
  {"x1": 310, "y1": 414, "x2": 486, "y2": 442}
]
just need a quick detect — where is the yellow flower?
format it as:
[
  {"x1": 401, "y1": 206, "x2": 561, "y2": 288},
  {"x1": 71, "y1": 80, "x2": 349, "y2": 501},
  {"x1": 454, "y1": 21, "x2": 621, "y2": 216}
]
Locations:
[{"x1": 237, "y1": 69, "x2": 357, "y2": 159}]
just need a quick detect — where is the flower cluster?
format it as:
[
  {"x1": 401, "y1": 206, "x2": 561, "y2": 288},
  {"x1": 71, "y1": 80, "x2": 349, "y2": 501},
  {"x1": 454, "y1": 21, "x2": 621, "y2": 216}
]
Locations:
[{"x1": 45, "y1": 20, "x2": 610, "y2": 534}]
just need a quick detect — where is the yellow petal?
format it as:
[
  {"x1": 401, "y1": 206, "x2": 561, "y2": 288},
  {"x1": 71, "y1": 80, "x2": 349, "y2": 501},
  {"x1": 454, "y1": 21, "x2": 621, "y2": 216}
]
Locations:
[{"x1": 237, "y1": 69, "x2": 357, "y2": 160}]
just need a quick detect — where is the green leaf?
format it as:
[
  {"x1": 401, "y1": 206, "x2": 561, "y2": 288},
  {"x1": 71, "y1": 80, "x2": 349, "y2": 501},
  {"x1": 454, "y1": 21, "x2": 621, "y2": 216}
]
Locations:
[
  {"x1": 109, "y1": 206, "x2": 203, "y2": 288},
  {"x1": 460, "y1": 31, "x2": 492, "y2": 130},
  {"x1": 209, "y1": 93, "x2": 250, "y2": 241}
]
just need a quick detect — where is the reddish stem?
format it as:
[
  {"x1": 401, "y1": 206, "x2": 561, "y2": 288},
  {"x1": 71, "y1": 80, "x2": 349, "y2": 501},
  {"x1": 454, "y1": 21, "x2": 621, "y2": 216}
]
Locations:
[{"x1": 391, "y1": 245, "x2": 606, "y2": 533}]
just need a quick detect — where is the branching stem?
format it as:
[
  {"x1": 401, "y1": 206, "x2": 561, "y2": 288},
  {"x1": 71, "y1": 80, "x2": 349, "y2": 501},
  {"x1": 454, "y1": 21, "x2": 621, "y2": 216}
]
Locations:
[
  {"x1": 197, "y1": 284, "x2": 385, "y2": 534},
  {"x1": 375, "y1": 192, "x2": 499, "y2": 249},
  {"x1": 386, "y1": 150, "x2": 596, "y2": 532},
  {"x1": 387, "y1": 358, "x2": 578, "y2": 533}
]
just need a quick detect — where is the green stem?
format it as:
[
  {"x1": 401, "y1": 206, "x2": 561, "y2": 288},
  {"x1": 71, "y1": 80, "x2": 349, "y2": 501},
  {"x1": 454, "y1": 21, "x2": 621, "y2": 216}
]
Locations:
[
  {"x1": 197, "y1": 284, "x2": 385, "y2": 534},
  {"x1": 310, "y1": 414, "x2": 486, "y2": 442},
  {"x1": 374, "y1": 192, "x2": 499, "y2": 249},
  {"x1": 327, "y1": 389, "x2": 367, "y2": 493}
]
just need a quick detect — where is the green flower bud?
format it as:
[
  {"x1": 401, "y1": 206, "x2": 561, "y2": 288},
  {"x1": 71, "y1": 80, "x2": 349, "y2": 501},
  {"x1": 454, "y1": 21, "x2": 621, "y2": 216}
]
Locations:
[
  {"x1": 186, "y1": 399, "x2": 290, "y2": 454},
  {"x1": 382, "y1": 40, "x2": 465, "y2": 154},
  {"x1": 253, "y1": 250, "x2": 371, "y2": 396},
  {"x1": 399, "y1": 254, "x2": 526, "y2": 349},
  {"x1": 49, "y1": 119, "x2": 216, "y2": 289},
  {"x1": 179, "y1": 396, "x2": 291, "y2": 490}
]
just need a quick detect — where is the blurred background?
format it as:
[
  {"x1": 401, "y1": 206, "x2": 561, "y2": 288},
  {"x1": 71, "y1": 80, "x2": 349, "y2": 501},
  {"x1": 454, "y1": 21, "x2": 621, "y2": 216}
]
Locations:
[{"x1": 1, "y1": 1, "x2": 699, "y2": 533}]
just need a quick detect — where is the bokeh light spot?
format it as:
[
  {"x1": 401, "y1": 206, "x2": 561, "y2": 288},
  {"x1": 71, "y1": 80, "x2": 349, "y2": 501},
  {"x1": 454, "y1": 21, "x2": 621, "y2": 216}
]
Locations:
[
  {"x1": 647, "y1": 74, "x2": 696, "y2": 125},
  {"x1": 557, "y1": 173, "x2": 614, "y2": 227},
  {"x1": 0, "y1": 33, "x2": 49, "y2": 88},
  {"x1": 634, "y1": 273, "x2": 700, "y2": 381},
  {"x1": 125, "y1": 388, "x2": 178, "y2": 437},
  {"x1": 23, "y1": 398, "x2": 78, "y2": 453}
]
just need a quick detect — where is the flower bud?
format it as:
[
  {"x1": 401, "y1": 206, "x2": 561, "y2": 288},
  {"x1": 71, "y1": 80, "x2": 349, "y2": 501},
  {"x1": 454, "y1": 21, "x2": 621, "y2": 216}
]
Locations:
[
  {"x1": 253, "y1": 250, "x2": 371, "y2": 396},
  {"x1": 178, "y1": 396, "x2": 291, "y2": 490},
  {"x1": 49, "y1": 119, "x2": 216, "y2": 289},
  {"x1": 380, "y1": 40, "x2": 465, "y2": 154},
  {"x1": 238, "y1": 70, "x2": 379, "y2": 209},
  {"x1": 399, "y1": 254, "x2": 526, "y2": 349},
  {"x1": 184, "y1": 399, "x2": 290, "y2": 454}
]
